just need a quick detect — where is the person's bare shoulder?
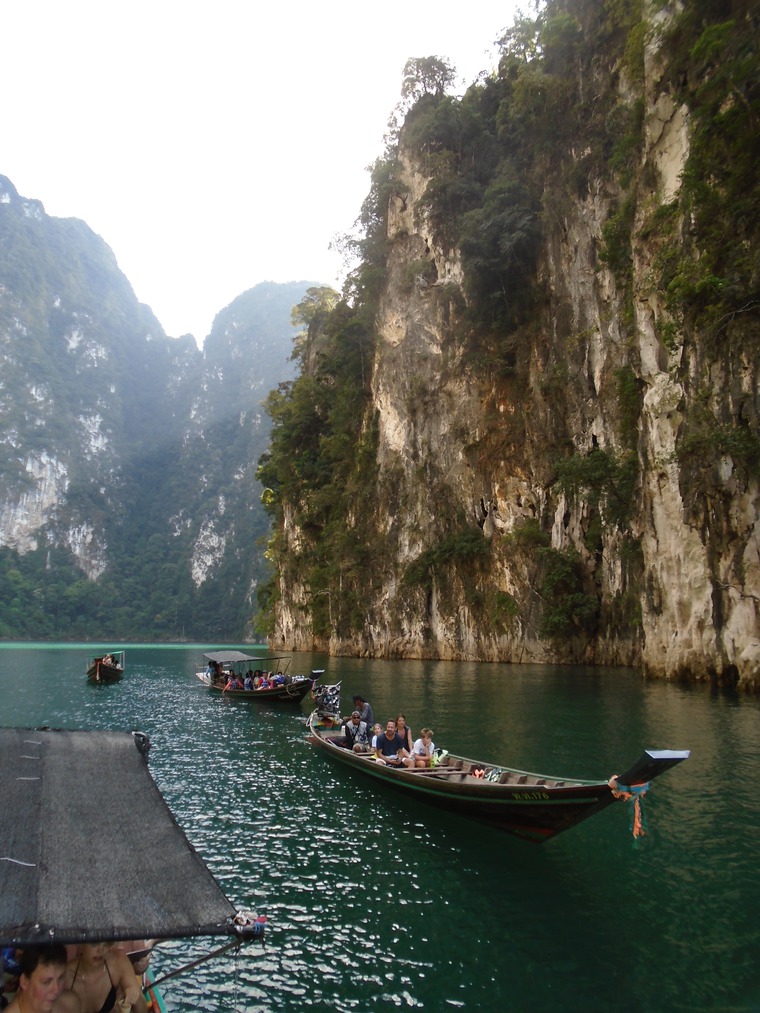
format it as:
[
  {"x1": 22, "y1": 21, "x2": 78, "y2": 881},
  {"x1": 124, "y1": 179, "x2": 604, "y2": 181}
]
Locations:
[{"x1": 54, "y1": 990, "x2": 82, "y2": 1013}]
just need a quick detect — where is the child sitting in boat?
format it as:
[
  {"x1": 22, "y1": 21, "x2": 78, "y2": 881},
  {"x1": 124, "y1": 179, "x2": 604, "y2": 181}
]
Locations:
[{"x1": 406, "y1": 728, "x2": 435, "y2": 768}]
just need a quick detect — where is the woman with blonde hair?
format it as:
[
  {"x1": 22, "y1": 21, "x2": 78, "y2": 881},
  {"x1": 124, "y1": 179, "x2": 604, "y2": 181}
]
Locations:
[{"x1": 65, "y1": 942, "x2": 146, "y2": 1013}]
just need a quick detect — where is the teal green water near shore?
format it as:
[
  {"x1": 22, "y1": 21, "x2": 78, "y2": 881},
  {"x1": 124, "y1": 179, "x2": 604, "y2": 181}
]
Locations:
[{"x1": 2, "y1": 645, "x2": 759, "y2": 1012}]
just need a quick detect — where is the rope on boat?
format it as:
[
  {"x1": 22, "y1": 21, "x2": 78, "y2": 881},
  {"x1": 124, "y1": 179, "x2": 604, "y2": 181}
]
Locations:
[
  {"x1": 608, "y1": 775, "x2": 650, "y2": 838},
  {"x1": 144, "y1": 917, "x2": 266, "y2": 996}
]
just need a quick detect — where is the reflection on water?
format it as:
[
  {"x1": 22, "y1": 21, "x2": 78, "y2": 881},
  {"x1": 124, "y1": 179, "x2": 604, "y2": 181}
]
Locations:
[{"x1": 2, "y1": 645, "x2": 760, "y2": 1011}]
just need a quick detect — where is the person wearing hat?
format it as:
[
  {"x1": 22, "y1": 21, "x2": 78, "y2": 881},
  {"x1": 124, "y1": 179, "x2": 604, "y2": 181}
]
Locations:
[
  {"x1": 341, "y1": 710, "x2": 371, "y2": 753},
  {"x1": 352, "y1": 694, "x2": 374, "y2": 730}
]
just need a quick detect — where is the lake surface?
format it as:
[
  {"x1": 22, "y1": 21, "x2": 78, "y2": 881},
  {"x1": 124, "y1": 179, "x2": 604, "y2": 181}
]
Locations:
[{"x1": 2, "y1": 644, "x2": 759, "y2": 1012}]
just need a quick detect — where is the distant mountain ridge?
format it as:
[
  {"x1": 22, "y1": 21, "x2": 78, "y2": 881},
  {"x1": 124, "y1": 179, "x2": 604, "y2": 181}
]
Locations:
[{"x1": 0, "y1": 173, "x2": 314, "y2": 639}]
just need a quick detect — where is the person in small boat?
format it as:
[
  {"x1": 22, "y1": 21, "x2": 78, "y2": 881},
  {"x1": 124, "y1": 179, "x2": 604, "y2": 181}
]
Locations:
[
  {"x1": 341, "y1": 711, "x2": 371, "y2": 752},
  {"x1": 243, "y1": 672, "x2": 254, "y2": 690},
  {"x1": 3, "y1": 944, "x2": 75, "y2": 1013},
  {"x1": 65, "y1": 942, "x2": 147, "y2": 1013},
  {"x1": 111, "y1": 942, "x2": 156, "y2": 979},
  {"x1": 395, "y1": 714, "x2": 413, "y2": 754},
  {"x1": 352, "y1": 695, "x2": 374, "y2": 730},
  {"x1": 406, "y1": 728, "x2": 435, "y2": 768},
  {"x1": 374, "y1": 719, "x2": 409, "y2": 767},
  {"x1": 370, "y1": 723, "x2": 383, "y2": 749},
  {"x1": 224, "y1": 672, "x2": 243, "y2": 691}
]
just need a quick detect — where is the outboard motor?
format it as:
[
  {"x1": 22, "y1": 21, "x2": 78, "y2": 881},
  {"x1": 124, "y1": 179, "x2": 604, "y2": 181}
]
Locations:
[{"x1": 312, "y1": 681, "x2": 341, "y2": 718}]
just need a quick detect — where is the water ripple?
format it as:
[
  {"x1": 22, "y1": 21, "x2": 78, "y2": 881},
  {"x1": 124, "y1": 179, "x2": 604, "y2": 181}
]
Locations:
[{"x1": 2, "y1": 647, "x2": 760, "y2": 1011}]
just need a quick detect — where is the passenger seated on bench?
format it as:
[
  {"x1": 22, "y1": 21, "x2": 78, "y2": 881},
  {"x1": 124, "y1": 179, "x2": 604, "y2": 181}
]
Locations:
[
  {"x1": 65, "y1": 942, "x2": 147, "y2": 1013},
  {"x1": 395, "y1": 714, "x2": 413, "y2": 754},
  {"x1": 3, "y1": 943, "x2": 75, "y2": 1013},
  {"x1": 405, "y1": 728, "x2": 435, "y2": 768},
  {"x1": 370, "y1": 723, "x2": 383, "y2": 749},
  {"x1": 341, "y1": 711, "x2": 371, "y2": 752},
  {"x1": 374, "y1": 720, "x2": 409, "y2": 767},
  {"x1": 112, "y1": 939, "x2": 157, "y2": 977}
]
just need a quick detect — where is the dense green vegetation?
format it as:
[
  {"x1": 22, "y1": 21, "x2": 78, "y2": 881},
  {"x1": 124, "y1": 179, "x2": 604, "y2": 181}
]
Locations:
[
  {"x1": 257, "y1": 290, "x2": 377, "y2": 639},
  {"x1": 657, "y1": 0, "x2": 760, "y2": 342}
]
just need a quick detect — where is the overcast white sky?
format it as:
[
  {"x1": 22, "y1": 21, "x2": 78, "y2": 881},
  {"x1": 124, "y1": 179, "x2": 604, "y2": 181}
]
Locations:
[{"x1": 2, "y1": 1, "x2": 523, "y2": 343}]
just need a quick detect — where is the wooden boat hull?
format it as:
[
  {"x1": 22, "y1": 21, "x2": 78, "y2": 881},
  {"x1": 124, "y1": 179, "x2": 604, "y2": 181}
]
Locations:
[
  {"x1": 307, "y1": 713, "x2": 689, "y2": 843},
  {"x1": 86, "y1": 653, "x2": 125, "y2": 683},
  {"x1": 196, "y1": 671, "x2": 315, "y2": 703},
  {"x1": 144, "y1": 968, "x2": 167, "y2": 1013}
]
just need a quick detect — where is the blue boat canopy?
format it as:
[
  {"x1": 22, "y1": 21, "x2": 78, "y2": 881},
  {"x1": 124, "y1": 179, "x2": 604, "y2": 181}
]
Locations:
[{"x1": 0, "y1": 727, "x2": 240, "y2": 946}]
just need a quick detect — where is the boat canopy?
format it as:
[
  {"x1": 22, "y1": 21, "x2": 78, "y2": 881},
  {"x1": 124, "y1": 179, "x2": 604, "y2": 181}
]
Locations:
[
  {"x1": 0, "y1": 727, "x2": 240, "y2": 946},
  {"x1": 202, "y1": 651, "x2": 257, "y2": 665},
  {"x1": 202, "y1": 651, "x2": 291, "y2": 669}
]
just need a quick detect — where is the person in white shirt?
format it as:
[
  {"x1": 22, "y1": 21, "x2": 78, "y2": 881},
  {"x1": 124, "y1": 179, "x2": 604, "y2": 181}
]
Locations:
[{"x1": 407, "y1": 728, "x2": 435, "y2": 768}]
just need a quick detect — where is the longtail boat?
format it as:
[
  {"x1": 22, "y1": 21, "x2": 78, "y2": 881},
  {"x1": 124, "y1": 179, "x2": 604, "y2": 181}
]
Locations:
[
  {"x1": 0, "y1": 727, "x2": 265, "y2": 1005},
  {"x1": 306, "y1": 706, "x2": 689, "y2": 843},
  {"x1": 86, "y1": 650, "x2": 125, "y2": 683},
  {"x1": 196, "y1": 649, "x2": 321, "y2": 703}
]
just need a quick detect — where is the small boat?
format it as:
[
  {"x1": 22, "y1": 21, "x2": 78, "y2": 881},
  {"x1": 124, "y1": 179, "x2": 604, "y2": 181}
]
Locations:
[
  {"x1": 143, "y1": 966, "x2": 168, "y2": 1013},
  {"x1": 196, "y1": 650, "x2": 322, "y2": 703},
  {"x1": 0, "y1": 727, "x2": 265, "y2": 1004},
  {"x1": 86, "y1": 650, "x2": 125, "y2": 683},
  {"x1": 306, "y1": 697, "x2": 690, "y2": 843}
]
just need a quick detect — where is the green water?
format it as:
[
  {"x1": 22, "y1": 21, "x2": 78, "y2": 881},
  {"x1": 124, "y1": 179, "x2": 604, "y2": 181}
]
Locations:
[{"x1": 2, "y1": 645, "x2": 759, "y2": 1012}]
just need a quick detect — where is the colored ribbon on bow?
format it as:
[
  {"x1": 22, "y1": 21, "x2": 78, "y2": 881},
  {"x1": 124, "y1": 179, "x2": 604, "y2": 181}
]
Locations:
[{"x1": 608, "y1": 775, "x2": 650, "y2": 838}]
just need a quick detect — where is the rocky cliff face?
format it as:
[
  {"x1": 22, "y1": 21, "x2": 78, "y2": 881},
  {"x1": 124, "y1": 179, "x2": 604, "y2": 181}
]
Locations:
[
  {"x1": 0, "y1": 175, "x2": 187, "y2": 579},
  {"x1": 0, "y1": 173, "x2": 308, "y2": 639},
  {"x1": 268, "y1": 2, "x2": 760, "y2": 688}
]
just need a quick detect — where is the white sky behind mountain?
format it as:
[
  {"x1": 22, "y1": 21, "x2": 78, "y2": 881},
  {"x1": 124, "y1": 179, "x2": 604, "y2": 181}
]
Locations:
[{"x1": 2, "y1": 1, "x2": 523, "y2": 344}]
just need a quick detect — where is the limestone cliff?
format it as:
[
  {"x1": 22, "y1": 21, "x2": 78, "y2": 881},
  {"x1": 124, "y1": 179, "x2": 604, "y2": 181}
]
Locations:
[
  {"x1": 0, "y1": 172, "x2": 309, "y2": 639},
  {"x1": 263, "y1": 1, "x2": 760, "y2": 688}
]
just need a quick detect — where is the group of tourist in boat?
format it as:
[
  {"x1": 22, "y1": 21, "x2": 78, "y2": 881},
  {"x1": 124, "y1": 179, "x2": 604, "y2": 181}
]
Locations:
[
  {"x1": 336, "y1": 695, "x2": 437, "y2": 768},
  {"x1": 206, "y1": 660, "x2": 290, "y2": 692},
  {"x1": 1, "y1": 940, "x2": 155, "y2": 1013}
]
